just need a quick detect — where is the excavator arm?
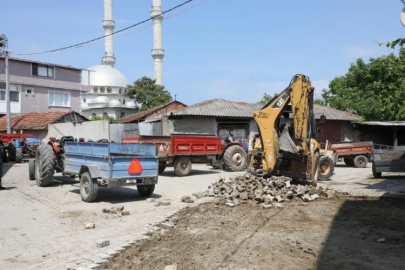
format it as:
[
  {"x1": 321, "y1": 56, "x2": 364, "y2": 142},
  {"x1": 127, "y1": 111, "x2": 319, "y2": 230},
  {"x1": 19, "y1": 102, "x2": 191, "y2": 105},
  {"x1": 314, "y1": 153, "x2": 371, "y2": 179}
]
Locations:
[{"x1": 252, "y1": 74, "x2": 320, "y2": 181}]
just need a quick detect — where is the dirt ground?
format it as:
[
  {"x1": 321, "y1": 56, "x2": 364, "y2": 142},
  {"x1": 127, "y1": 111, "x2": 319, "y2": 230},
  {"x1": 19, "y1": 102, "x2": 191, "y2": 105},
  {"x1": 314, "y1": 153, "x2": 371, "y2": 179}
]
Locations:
[{"x1": 104, "y1": 196, "x2": 405, "y2": 270}]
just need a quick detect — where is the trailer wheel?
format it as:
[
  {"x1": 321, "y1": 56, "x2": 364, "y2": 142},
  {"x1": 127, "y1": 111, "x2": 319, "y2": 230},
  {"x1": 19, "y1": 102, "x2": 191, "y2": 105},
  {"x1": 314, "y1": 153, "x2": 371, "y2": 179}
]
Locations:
[
  {"x1": 174, "y1": 157, "x2": 192, "y2": 176},
  {"x1": 344, "y1": 158, "x2": 354, "y2": 167},
  {"x1": 16, "y1": 148, "x2": 23, "y2": 163},
  {"x1": 223, "y1": 145, "x2": 247, "y2": 171},
  {"x1": 28, "y1": 159, "x2": 35, "y2": 180},
  {"x1": 354, "y1": 155, "x2": 367, "y2": 168},
  {"x1": 372, "y1": 162, "x2": 382, "y2": 178},
  {"x1": 8, "y1": 141, "x2": 16, "y2": 162},
  {"x1": 80, "y1": 172, "x2": 98, "y2": 202},
  {"x1": 319, "y1": 155, "x2": 334, "y2": 181},
  {"x1": 137, "y1": 184, "x2": 155, "y2": 197},
  {"x1": 35, "y1": 145, "x2": 55, "y2": 187},
  {"x1": 158, "y1": 164, "x2": 166, "y2": 174}
]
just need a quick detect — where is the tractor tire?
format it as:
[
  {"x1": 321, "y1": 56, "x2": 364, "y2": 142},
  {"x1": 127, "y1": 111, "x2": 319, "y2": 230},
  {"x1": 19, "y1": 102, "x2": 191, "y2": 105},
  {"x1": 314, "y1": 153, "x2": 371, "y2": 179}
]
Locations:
[
  {"x1": 28, "y1": 160, "x2": 35, "y2": 180},
  {"x1": 35, "y1": 145, "x2": 55, "y2": 187},
  {"x1": 174, "y1": 157, "x2": 192, "y2": 177},
  {"x1": 319, "y1": 155, "x2": 334, "y2": 181},
  {"x1": 372, "y1": 162, "x2": 382, "y2": 178},
  {"x1": 8, "y1": 142, "x2": 16, "y2": 162},
  {"x1": 137, "y1": 185, "x2": 155, "y2": 197},
  {"x1": 158, "y1": 164, "x2": 166, "y2": 174},
  {"x1": 354, "y1": 155, "x2": 367, "y2": 168},
  {"x1": 223, "y1": 145, "x2": 247, "y2": 172},
  {"x1": 80, "y1": 172, "x2": 98, "y2": 202},
  {"x1": 308, "y1": 152, "x2": 320, "y2": 187},
  {"x1": 344, "y1": 158, "x2": 354, "y2": 167},
  {"x1": 2, "y1": 148, "x2": 8, "y2": 163},
  {"x1": 15, "y1": 148, "x2": 23, "y2": 163}
]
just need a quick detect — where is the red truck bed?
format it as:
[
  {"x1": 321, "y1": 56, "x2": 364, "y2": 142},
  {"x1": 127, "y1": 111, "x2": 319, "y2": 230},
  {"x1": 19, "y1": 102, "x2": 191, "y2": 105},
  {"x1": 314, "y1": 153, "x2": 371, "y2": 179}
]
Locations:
[
  {"x1": 122, "y1": 135, "x2": 223, "y2": 156},
  {"x1": 328, "y1": 141, "x2": 373, "y2": 157}
]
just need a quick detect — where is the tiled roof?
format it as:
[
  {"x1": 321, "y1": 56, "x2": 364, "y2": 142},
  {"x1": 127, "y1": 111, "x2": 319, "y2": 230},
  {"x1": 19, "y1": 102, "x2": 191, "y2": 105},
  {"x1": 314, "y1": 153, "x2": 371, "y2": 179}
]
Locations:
[
  {"x1": 171, "y1": 99, "x2": 363, "y2": 121},
  {"x1": 314, "y1": 104, "x2": 362, "y2": 121},
  {"x1": 171, "y1": 99, "x2": 262, "y2": 118},
  {"x1": 0, "y1": 111, "x2": 87, "y2": 131},
  {"x1": 118, "y1": 101, "x2": 187, "y2": 123}
]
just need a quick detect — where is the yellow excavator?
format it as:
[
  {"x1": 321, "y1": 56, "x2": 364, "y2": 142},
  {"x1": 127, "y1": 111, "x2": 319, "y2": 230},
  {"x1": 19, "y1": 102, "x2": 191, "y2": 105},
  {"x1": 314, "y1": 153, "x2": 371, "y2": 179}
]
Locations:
[{"x1": 249, "y1": 74, "x2": 327, "y2": 186}]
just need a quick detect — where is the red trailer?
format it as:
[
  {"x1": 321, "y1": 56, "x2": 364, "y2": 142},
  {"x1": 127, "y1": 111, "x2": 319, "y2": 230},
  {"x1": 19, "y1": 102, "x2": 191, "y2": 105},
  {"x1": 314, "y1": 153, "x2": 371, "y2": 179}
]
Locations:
[
  {"x1": 327, "y1": 141, "x2": 373, "y2": 168},
  {"x1": 122, "y1": 135, "x2": 247, "y2": 176}
]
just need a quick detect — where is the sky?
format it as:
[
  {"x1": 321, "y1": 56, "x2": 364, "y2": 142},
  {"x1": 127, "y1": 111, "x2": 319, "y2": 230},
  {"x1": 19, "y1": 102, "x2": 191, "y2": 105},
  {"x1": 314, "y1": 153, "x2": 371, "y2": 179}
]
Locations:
[{"x1": 1, "y1": 0, "x2": 404, "y2": 105}]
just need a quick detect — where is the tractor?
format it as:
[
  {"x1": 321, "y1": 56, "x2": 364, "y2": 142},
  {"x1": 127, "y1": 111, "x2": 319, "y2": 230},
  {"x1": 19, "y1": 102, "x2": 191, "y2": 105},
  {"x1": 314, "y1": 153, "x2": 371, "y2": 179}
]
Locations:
[
  {"x1": 29, "y1": 136, "x2": 75, "y2": 186},
  {"x1": 14, "y1": 136, "x2": 42, "y2": 163}
]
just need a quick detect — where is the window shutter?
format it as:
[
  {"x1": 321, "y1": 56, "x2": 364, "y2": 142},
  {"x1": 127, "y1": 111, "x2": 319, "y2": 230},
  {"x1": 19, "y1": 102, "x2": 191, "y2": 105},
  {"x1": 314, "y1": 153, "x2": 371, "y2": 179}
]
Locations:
[{"x1": 32, "y1": 63, "x2": 38, "y2": 76}]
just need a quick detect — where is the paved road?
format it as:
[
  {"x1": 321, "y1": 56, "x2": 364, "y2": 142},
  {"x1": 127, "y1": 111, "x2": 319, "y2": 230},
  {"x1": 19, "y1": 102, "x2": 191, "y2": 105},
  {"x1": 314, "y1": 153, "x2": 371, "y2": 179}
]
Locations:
[
  {"x1": 0, "y1": 162, "x2": 244, "y2": 270},
  {"x1": 1, "y1": 161, "x2": 404, "y2": 270}
]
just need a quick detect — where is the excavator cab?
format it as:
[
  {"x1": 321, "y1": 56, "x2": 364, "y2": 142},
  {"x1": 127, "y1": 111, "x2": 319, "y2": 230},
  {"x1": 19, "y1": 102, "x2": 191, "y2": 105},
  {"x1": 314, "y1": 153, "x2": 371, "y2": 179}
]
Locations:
[{"x1": 250, "y1": 74, "x2": 321, "y2": 185}]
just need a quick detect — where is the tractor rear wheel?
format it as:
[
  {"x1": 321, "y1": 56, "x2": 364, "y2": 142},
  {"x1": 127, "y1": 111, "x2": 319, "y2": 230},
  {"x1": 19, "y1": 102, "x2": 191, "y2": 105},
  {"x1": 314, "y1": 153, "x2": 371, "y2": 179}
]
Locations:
[
  {"x1": 223, "y1": 145, "x2": 247, "y2": 171},
  {"x1": 28, "y1": 160, "x2": 35, "y2": 180},
  {"x1": 8, "y1": 142, "x2": 16, "y2": 162},
  {"x1": 35, "y1": 145, "x2": 55, "y2": 187},
  {"x1": 372, "y1": 162, "x2": 382, "y2": 178},
  {"x1": 16, "y1": 148, "x2": 23, "y2": 163},
  {"x1": 80, "y1": 172, "x2": 98, "y2": 202},
  {"x1": 137, "y1": 185, "x2": 155, "y2": 197},
  {"x1": 319, "y1": 155, "x2": 334, "y2": 181}
]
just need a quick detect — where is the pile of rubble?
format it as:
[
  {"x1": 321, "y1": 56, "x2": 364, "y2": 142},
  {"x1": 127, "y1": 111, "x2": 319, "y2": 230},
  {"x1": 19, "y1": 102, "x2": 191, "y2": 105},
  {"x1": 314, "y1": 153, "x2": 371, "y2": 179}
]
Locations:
[
  {"x1": 206, "y1": 173, "x2": 333, "y2": 208},
  {"x1": 102, "y1": 205, "x2": 130, "y2": 216}
]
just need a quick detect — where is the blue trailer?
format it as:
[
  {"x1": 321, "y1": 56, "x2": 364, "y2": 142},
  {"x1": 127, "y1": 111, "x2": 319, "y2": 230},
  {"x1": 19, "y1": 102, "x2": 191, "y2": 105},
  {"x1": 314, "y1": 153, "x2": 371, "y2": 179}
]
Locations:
[{"x1": 29, "y1": 139, "x2": 159, "y2": 202}]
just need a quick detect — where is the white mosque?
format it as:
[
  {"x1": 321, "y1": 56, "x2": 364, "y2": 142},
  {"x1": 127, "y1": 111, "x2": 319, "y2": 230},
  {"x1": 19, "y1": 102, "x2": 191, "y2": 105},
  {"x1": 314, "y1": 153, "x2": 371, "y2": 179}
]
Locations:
[{"x1": 80, "y1": 0, "x2": 164, "y2": 120}]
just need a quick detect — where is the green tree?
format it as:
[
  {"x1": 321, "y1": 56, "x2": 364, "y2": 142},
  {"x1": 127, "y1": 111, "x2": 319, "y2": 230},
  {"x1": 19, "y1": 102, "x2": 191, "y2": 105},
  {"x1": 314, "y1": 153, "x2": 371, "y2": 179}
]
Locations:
[
  {"x1": 314, "y1": 98, "x2": 326, "y2": 106},
  {"x1": 91, "y1": 115, "x2": 117, "y2": 124},
  {"x1": 125, "y1": 77, "x2": 172, "y2": 111},
  {"x1": 322, "y1": 48, "x2": 405, "y2": 121},
  {"x1": 260, "y1": 92, "x2": 279, "y2": 103}
]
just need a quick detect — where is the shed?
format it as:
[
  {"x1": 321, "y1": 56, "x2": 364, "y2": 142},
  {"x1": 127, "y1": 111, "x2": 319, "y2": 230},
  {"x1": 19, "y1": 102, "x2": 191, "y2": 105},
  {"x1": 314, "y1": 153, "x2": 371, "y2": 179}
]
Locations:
[
  {"x1": 0, "y1": 111, "x2": 88, "y2": 140},
  {"x1": 355, "y1": 121, "x2": 405, "y2": 146}
]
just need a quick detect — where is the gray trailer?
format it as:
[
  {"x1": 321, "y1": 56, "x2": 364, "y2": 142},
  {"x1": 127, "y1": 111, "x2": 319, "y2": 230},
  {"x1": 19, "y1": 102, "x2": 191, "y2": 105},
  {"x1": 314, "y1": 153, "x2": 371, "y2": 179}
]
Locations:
[{"x1": 372, "y1": 144, "x2": 405, "y2": 178}]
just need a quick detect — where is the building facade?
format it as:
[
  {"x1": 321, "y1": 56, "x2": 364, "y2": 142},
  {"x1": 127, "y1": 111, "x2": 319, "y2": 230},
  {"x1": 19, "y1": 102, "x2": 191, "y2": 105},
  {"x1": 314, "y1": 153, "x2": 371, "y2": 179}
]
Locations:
[{"x1": 0, "y1": 57, "x2": 89, "y2": 115}]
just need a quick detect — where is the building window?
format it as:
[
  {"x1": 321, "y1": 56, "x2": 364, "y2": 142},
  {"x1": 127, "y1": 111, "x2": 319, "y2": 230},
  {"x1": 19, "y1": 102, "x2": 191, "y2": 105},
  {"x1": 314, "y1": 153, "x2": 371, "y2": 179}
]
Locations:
[
  {"x1": 0, "y1": 82, "x2": 5, "y2": 89},
  {"x1": 107, "y1": 87, "x2": 112, "y2": 93},
  {"x1": 120, "y1": 112, "x2": 125, "y2": 118},
  {"x1": 0, "y1": 91, "x2": 19, "y2": 102},
  {"x1": 26, "y1": 88, "x2": 34, "y2": 95},
  {"x1": 100, "y1": 87, "x2": 105, "y2": 93},
  {"x1": 119, "y1": 88, "x2": 122, "y2": 94},
  {"x1": 122, "y1": 99, "x2": 126, "y2": 105},
  {"x1": 49, "y1": 91, "x2": 70, "y2": 107},
  {"x1": 93, "y1": 87, "x2": 98, "y2": 92},
  {"x1": 32, "y1": 63, "x2": 54, "y2": 78},
  {"x1": 83, "y1": 98, "x2": 86, "y2": 103}
]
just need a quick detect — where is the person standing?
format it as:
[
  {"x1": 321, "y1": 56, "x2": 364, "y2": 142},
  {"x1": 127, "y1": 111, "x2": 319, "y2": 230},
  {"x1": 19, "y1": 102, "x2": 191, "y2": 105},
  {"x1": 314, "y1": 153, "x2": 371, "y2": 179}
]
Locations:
[{"x1": 0, "y1": 141, "x2": 5, "y2": 190}]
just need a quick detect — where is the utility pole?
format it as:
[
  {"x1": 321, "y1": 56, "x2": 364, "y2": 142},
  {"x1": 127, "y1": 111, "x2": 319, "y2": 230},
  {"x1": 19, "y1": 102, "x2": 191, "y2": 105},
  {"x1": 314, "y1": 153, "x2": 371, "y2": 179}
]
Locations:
[{"x1": 0, "y1": 34, "x2": 10, "y2": 133}]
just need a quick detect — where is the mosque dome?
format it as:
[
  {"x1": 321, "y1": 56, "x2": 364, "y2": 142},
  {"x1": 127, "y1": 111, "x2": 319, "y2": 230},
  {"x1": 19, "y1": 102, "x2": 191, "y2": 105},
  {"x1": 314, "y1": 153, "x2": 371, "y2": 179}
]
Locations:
[
  {"x1": 90, "y1": 95, "x2": 111, "y2": 104},
  {"x1": 108, "y1": 99, "x2": 122, "y2": 107},
  {"x1": 125, "y1": 100, "x2": 136, "y2": 108},
  {"x1": 82, "y1": 65, "x2": 129, "y2": 88}
]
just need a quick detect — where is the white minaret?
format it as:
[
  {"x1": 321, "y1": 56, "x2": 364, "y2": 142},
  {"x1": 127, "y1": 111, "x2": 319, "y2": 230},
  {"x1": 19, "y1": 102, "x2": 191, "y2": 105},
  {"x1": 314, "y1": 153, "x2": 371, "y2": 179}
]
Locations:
[
  {"x1": 151, "y1": 0, "x2": 164, "y2": 85},
  {"x1": 102, "y1": 0, "x2": 116, "y2": 67}
]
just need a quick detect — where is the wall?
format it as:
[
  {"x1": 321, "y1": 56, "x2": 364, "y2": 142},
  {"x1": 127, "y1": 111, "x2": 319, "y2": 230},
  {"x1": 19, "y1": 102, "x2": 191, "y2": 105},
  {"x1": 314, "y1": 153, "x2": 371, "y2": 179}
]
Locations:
[
  {"x1": 20, "y1": 85, "x2": 81, "y2": 113},
  {"x1": 249, "y1": 120, "x2": 258, "y2": 137},
  {"x1": 145, "y1": 101, "x2": 187, "y2": 120},
  {"x1": 164, "y1": 116, "x2": 217, "y2": 135},
  {"x1": 82, "y1": 107, "x2": 137, "y2": 120},
  {"x1": 139, "y1": 122, "x2": 162, "y2": 136},
  {"x1": 47, "y1": 120, "x2": 110, "y2": 142},
  {"x1": 109, "y1": 123, "x2": 139, "y2": 142},
  {"x1": 342, "y1": 121, "x2": 361, "y2": 142}
]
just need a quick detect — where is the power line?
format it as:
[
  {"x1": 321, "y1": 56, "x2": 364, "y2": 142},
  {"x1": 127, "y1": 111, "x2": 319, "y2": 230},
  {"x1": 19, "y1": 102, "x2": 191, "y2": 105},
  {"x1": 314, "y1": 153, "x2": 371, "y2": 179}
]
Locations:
[{"x1": 14, "y1": 0, "x2": 193, "y2": 56}]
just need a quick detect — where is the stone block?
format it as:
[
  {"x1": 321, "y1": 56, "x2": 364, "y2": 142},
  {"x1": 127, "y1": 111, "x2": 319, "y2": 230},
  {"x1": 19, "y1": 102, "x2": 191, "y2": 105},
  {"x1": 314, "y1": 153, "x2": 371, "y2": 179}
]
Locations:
[
  {"x1": 262, "y1": 204, "x2": 273, "y2": 209},
  {"x1": 95, "y1": 240, "x2": 110, "y2": 248},
  {"x1": 155, "y1": 201, "x2": 171, "y2": 207},
  {"x1": 184, "y1": 198, "x2": 194, "y2": 203},
  {"x1": 275, "y1": 195, "x2": 284, "y2": 202},
  {"x1": 146, "y1": 198, "x2": 156, "y2": 203},
  {"x1": 181, "y1": 196, "x2": 191, "y2": 202},
  {"x1": 84, "y1": 223, "x2": 95, "y2": 229},
  {"x1": 102, "y1": 208, "x2": 110, "y2": 213},
  {"x1": 121, "y1": 211, "x2": 130, "y2": 216}
]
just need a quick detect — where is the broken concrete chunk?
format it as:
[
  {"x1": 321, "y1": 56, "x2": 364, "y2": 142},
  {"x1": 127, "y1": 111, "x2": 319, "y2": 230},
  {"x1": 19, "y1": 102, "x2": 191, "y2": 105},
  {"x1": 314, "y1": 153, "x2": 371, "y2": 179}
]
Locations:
[
  {"x1": 102, "y1": 208, "x2": 110, "y2": 213},
  {"x1": 181, "y1": 196, "x2": 191, "y2": 202},
  {"x1": 225, "y1": 202, "x2": 235, "y2": 207},
  {"x1": 117, "y1": 205, "x2": 125, "y2": 212},
  {"x1": 155, "y1": 201, "x2": 171, "y2": 207},
  {"x1": 110, "y1": 209, "x2": 118, "y2": 214},
  {"x1": 164, "y1": 263, "x2": 178, "y2": 270},
  {"x1": 262, "y1": 204, "x2": 273, "y2": 209},
  {"x1": 275, "y1": 195, "x2": 284, "y2": 202},
  {"x1": 146, "y1": 198, "x2": 156, "y2": 203},
  {"x1": 184, "y1": 198, "x2": 194, "y2": 204},
  {"x1": 121, "y1": 211, "x2": 130, "y2": 216}
]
